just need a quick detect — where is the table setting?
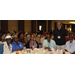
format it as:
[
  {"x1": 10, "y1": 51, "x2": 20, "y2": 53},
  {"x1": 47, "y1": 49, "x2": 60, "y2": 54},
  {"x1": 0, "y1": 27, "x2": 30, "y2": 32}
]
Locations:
[{"x1": 11, "y1": 47, "x2": 70, "y2": 54}]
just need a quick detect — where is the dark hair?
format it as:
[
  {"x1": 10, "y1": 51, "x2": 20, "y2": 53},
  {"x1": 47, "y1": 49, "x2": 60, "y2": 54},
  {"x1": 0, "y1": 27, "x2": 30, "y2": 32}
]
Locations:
[
  {"x1": 30, "y1": 34, "x2": 34, "y2": 38},
  {"x1": 18, "y1": 32, "x2": 23, "y2": 38},
  {"x1": 0, "y1": 37, "x2": 2, "y2": 41},
  {"x1": 46, "y1": 34, "x2": 51, "y2": 39}
]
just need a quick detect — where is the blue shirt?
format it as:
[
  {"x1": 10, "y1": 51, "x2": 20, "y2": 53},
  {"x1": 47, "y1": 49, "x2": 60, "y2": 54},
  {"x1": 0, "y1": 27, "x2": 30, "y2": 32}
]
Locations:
[
  {"x1": 65, "y1": 40, "x2": 75, "y2": 53},
  {"x1": 43, "y1": 39, "x2": 56, "y2": 48},
  {"x1": 0, "y1": 44, "x2": 4, "y2": 54},
  {"x1": 12, "y1": 42, "x2": 24, "y2": 52}
]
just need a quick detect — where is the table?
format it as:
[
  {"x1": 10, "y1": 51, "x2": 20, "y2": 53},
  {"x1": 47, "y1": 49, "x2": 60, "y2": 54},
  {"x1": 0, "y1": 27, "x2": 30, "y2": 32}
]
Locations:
[{"x1": 11, "y1": 48, "x2": 70, "y2": 54}]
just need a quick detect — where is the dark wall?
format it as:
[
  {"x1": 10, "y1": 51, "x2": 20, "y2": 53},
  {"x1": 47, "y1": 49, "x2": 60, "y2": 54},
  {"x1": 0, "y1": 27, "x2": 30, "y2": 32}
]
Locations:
[
  {"x1": 48, "y1": 20, "x2": 52, "y2": 32},
  {"x1": 18, "y1": 20, "x2": 24, "y2": 32},
  {"x1": 37, "y1": 20, "x2": 46, "y2": 32},
  {"x1": 31, "y1": 20, "x2": 36, "y2": 33},
  {"x1": 1, "y1": 20, "x2": 8, "y2": 32}
]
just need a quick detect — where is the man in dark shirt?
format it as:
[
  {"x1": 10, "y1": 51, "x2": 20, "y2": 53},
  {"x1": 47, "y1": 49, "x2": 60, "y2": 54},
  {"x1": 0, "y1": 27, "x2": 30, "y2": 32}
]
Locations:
[{"x1": 53, "y1": 22, "x2": 67, "y2": 50}]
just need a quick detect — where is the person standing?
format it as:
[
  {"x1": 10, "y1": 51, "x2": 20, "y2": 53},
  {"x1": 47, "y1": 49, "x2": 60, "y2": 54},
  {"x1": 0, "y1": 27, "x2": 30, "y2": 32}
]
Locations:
[{"x1": 53, "y1": 22, "x2": 67, "y2": 50}]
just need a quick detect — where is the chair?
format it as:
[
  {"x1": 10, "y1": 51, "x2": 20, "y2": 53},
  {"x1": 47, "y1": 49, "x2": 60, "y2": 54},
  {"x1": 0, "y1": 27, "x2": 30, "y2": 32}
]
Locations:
[{"x1": 0, "y1": 44, "x2": 4, "y2": 54}]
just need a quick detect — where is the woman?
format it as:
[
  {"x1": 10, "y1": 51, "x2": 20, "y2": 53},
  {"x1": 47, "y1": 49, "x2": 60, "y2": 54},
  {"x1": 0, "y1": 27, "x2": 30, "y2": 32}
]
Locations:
[
  {"x1": 18, "y1": 32, "x2": 25, "y2": 46},
  {"x1": 25, "y1": 34, "x2": 39, "y2": 48},
  {"x1": 12, "y1": 35, "x2": 24, "y2": 52},
  {"x1": 0, "y1": 35, "x2": 12, "y2": 54}
]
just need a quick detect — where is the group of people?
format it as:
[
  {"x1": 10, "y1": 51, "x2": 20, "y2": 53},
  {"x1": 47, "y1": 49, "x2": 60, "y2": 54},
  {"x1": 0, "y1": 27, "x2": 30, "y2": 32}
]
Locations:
[{"x1": 0, "y1": 22, "x2": 75, "y2": 54}]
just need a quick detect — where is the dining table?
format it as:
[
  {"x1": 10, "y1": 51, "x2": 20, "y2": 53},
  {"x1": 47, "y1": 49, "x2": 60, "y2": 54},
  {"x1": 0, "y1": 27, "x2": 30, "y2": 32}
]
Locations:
[{"x1": 11, "y1": 48, "x2": 70, "y2": 54}]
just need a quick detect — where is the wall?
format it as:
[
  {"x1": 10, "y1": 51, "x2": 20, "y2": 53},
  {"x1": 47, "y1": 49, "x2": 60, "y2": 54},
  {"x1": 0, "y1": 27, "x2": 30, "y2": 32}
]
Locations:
[
  {"x1": 8, "y1": 20, "x2": 18, "y2": 33},
  {"x1": 46, "y1": 20, "x2": 48, "y2": 32},
  {"x1": 24, "y1": 20, "x2": 31, "y2": 32},
  {"x1": 0, "y1": 20, "x2": 1, "y2": 30}
]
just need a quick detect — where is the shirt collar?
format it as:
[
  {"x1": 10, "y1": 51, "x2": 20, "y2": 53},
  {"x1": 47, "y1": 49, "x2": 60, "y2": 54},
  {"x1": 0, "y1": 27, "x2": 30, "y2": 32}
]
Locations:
[
  {"x1": 69, "y1": 40, "x2": 74, "y2": 43},
  {"x1": 47, "y1": 39, "x2": 51, "y2": 43},
  {"x1": 13, "y1": 41, "x2": 19, "y2": 44},
  {"x1": 57, "y1": 27, "x2": 62, "y2": 30}
]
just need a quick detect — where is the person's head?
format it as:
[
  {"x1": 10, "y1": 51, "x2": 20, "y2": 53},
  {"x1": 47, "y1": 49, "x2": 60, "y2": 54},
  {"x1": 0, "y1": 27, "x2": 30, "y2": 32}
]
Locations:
[
  {"x1": 14, "y1": 35, "x2": 19, "y2": 43},
  {"x1": 0, "y1": 37, "x2": 2, "y2": 42},
  {"x1": 69, "y1": 33, "x2": 73, "y2": 43},
  {"x1": 18, "y1": 33, "x2": 24, "y2": 39},
  {"x1": 5, "y1": 35, "x2": 12, "y2": 45},
  {"x1": 46, "y1": 34, "x2": 51, "y2": 42},
  {"x1": 30, "y1": 34, "x2": 35, "y2": 41},
  {"x1": 57, "y1": 22, "x2": 62, "y2": 29}
]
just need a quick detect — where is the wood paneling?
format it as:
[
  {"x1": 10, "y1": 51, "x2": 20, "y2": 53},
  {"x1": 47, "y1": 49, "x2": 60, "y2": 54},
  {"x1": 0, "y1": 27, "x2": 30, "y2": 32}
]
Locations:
[
  {"x1": 1, "y1": 20, "x2": 8, "y2": 32},
  {"x1": 24, "y1": 20, "x2": 31, "y2": 32},
  {"x1": 0, "y1": 20, "x2": 1, "y2": 30},
  {"x1": 8, "y1": 20, "x2": 18, "y2": 33},
  {"x1": 48, "y1": 20, "x2": 52, "y2": 32},
  {"x1": 31, "y1": 20, "x2": 36, "y2": 33},
  {"x1": 18, "y1": 20, "x2": 24, "y2": 32}
]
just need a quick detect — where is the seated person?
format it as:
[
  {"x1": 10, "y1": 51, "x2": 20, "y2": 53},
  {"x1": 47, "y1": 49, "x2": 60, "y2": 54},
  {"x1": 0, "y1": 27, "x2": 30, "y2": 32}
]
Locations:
[
  {"x1": 0, "y1": 37, "x2": 3, "y2": 44},
  {"x1": 43, "y1": 34, "x2": 57, "y2": 50},
  {"x1": 18, "y1": 32, "x2": 25, "y2": 46},
  {"x1": 0, "y1": 35, "x2": 12, "y2": 54},
  {"x1": 65, "y1": 33, "x2": 75, "y2": 54},
  {"x1": 12, "y1": 35, "x2": 24, "y2": 52},
  {"x1": 25, "y1": 34, "x2": 39, "y2": 48}
]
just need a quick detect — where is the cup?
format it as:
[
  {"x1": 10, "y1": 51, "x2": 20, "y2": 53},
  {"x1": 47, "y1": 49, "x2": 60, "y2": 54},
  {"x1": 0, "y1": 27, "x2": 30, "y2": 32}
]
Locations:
[
  {"x1": 23, "y1": 47, "x2": 26, "y2": 50},
  {"x1": 16, "y1": 51, "x2": 19, "y2": 54},
  {"x1": 32, "y1": 46, "x2": 34, "y2": 50},
  {"x1": 31, "y1": 46, "x2": 33, "y2": 50},
  {"x1": 63, "y1": 51, "x2": 65, "y2": 54}
]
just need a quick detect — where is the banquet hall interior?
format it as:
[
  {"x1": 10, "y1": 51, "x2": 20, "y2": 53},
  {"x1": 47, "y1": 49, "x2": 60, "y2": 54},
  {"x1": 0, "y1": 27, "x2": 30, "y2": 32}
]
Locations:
[
  {"x1": 0, "y1": 20, "x2": 75, "y2": 33},
  {"x1": 0, "y1": 20, "x2": 75, "y2": 54}
]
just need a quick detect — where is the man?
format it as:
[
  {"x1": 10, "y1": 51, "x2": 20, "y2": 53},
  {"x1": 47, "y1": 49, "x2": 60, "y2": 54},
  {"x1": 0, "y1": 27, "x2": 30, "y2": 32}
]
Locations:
[
  {"x1": 53, "y1": 22, "x2": 67, "y2": 50},
  {"x1": 12, "y1": 35, "x2": 24, "y2": 52},
  {"x1": 65, "y1": 33, "x2": 75, "y2": 54},
  {"x1": 2, "y1": 35, "x2": 12, "y2": 54},
  {"x1": 43, "y1": 34, "x2": 57, "y2": 50}
]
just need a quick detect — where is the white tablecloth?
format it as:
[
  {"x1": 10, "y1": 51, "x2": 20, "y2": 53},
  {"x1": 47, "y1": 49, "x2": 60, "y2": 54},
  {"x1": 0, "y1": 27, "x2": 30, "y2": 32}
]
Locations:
[{"x1": 11, "y1": 48, "x2": 70, "y2": 54}]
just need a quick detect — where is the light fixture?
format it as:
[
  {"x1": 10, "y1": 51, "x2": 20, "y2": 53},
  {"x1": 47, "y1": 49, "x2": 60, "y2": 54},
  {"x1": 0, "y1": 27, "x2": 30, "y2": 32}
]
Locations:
[{"x1": 69, "y1": 22, "x2": 75, "y2": 24}]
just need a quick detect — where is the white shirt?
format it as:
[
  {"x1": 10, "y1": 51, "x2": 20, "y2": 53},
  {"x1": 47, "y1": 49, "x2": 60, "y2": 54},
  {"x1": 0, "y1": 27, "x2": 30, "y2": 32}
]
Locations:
[{"x1": 65, "y1": 40, "x2": 75, "y2": 53}]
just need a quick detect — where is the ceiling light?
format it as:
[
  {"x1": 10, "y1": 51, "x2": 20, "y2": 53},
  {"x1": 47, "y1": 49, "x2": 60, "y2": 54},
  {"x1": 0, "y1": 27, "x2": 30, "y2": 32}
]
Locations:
[{"x1": 69, "y1": 22, "x2": 75, "y2": 24}]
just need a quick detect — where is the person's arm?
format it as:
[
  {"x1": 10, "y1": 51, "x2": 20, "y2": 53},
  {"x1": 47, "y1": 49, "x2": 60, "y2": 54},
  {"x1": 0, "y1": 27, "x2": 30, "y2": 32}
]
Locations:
[
  {"x1": 12, "y1": 44, "x2": 21, "y2": 52},
  {"x1": 43, "y1": 40, "x2": 51, "y2": 50},
  {"x1": 45, "y1": 47, "x2": 51, "y2": 50},
  {"x1": 25, "y1": 41, "x2": 30, "y2": 48},
  {"x1": 65, "y1": 49, "x2": 68, "y2": 52},
  {"x1": 65, "y1": 42, "x2": 68, "y2": 52},
  {"x1": 72, "y1": 51, "x2": 75, "y2": 54},
  {"x1": 13, "y1": 49, "x2": 21, "y2": 51}
]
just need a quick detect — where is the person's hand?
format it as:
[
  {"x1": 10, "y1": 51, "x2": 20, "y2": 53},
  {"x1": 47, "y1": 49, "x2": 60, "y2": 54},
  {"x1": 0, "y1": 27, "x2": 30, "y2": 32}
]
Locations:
[
  {"x1": 20, "y1": 48, "x2": 23, "y2": 51},
  {"x1": 54, "y1": 47, "x2": 57, "y2": 51},
  {"x1": 73, "y1": 51, "x2": 75, "y2": 54},
  {"x1": 65, "y1": 49, "x2": 68, "y2": 52},
  {"x1": 47, "y1": 47, "x2": 51, "y2": 50}
]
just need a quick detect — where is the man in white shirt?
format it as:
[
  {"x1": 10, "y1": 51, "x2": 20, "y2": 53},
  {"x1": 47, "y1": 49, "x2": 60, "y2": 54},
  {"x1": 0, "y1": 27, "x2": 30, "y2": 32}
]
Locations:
[{"x1": 65, "y1": 33, "x2": 75, "y2": 54}]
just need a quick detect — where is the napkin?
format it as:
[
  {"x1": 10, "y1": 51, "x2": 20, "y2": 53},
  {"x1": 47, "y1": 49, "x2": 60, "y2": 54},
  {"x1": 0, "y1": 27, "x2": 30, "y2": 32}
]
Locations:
[{"x1": 51, "y1": 48, "x2": 55, "y2": 51}]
